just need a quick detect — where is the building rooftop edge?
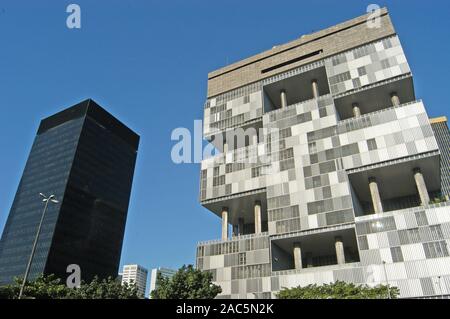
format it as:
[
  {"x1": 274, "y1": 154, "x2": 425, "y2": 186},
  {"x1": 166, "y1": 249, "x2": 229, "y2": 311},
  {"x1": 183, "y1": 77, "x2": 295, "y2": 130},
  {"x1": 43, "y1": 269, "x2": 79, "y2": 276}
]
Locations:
[
  {"x1": 37, "y1": 98, "x2": 140, "y2": 150},
  {"x1": 207, "y1": 7, "x2": 389, "y2": 79},
  {"x1": 430, "y1": 116, "x2": 448, "y2": 124}
]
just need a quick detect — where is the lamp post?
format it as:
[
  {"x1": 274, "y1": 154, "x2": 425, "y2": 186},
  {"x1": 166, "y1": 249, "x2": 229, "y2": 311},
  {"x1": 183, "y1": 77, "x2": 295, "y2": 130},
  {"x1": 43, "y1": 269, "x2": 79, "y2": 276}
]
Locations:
[
  {"x1": 18, "y1": 193, "x2": 58, "y2": 299},
  {"x1": 437, "y1": 276, "x2": 444, "y2": 299},
  {"x1": 382, "y1": 261, "x2": 391, "y2": 299}
]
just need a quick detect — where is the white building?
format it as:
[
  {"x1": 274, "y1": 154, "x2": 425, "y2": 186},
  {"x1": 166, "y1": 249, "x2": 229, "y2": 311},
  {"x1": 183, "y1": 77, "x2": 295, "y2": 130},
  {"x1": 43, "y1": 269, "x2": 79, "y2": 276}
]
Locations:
[
  {"x1": 121, "y1": 264, "x2": 148, "y2": 298},
  {"x1": 196, "y1": 8, "x2": 450, "y2": 299}
]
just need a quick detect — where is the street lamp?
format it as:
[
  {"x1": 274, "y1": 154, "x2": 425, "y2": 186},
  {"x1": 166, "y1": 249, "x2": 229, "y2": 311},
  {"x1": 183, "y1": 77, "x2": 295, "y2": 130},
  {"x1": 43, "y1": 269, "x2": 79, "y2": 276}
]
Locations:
[
  {"x1": 382, "y1": 261, "x2": 391, "y2": 299},
  {"x1": 437, "y1": 276, "x2": 444, "y2": 299},
  {"x1": 18, "y1": 193, "x2": 59, "y2": 299}
]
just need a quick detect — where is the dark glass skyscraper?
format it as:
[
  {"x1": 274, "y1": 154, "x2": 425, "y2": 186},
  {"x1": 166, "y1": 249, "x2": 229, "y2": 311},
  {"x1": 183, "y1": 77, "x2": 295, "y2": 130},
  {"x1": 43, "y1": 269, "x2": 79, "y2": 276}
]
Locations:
[
  {"x1": 0, "y1": 99, "x2": 139, "y2": 285},
  {"x1": 431, "y1": 117, "x2": 450, "y2": 197}
]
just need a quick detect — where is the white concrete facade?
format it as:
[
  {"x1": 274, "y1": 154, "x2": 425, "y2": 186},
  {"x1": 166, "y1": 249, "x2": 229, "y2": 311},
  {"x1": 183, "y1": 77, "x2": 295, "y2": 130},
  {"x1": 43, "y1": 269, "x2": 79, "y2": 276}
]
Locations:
[{"x1": 197, "y1": 10, "x2": 450, "y2": 299}]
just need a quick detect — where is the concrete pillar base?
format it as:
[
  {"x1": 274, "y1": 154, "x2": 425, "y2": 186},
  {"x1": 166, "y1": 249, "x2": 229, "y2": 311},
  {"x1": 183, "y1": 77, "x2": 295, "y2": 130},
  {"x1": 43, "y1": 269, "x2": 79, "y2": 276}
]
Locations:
[
  {"x1": 254, "y1": 201, "x2": 262, "y2": 234},
  {"x1": 221, "y1": 207, "x2": 229, "y2": 240},
  {"x1": 312, "y1": 80, "x2": 319, "y2": 99},
  {"x1": 414, "y1": 168, "x2": 430, "y2": 206},
  {"x1": 280, "y1": 90, "x2": 287, "y2": 108},
  {"x1": 391, "y1": 92, "x2": 400, "y2": 106},
  {"x1": 335, "y1": 236, "x2": 346, "y2": 265},
  {"x1": 223, "y1": 142, "x2": 229, "y2": 153},
  {"x1": 352, "y1": 103, "x2": 361, "y2": 117},
  {"x1": 293, "y1": 242, "x2": 303, "y2": 270},
  {"x1": 369, "y1": 177, "x2": 383, "y2": 214},
  {"x1": 252, "y1": 133, "x2": 258, "y2": 146}
]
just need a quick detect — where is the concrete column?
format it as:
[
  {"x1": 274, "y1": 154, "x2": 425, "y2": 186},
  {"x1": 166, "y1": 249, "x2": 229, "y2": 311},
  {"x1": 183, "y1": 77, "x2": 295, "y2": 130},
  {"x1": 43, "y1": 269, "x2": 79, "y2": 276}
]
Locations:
[
  {"x1": 306, "y1": 252, "x2": 313, "y2": 268},
  {"x1": 352, "y1": 103, "x2": 361, "y2": 117},
  {"x1": 369, "y1": 177, "x2": 383, "y2": 214},
  {"x1": 254, "y1": 200, "x2": 262, "y2": 234},
  {"x1": 238, "y1": 218, "x2": 244, "y2": 236},
  {"x1": 293, "y1": 242, "x2": 303, "y2": 270},
  {"x1": 413, "y1": 168, "x2": 430, "y2": 206},
  {"x1": 221, "y1": 207, "x2": 229, "y2": 240},
  {"x1": 335, "y1": 236, "x2": 346, "y2": 265},
  {"x1": 280, "y1": 90, "x2": 287, "y2": 108},
  {"x1": 252, "y1": 133, "x2": 258, "y2": 146},
  {"x1": 390, "y1": 92, "x2": 400, "y2": 106},
  {"x1": 312, "y1": 80, "x2": 319, "y2": 99}
]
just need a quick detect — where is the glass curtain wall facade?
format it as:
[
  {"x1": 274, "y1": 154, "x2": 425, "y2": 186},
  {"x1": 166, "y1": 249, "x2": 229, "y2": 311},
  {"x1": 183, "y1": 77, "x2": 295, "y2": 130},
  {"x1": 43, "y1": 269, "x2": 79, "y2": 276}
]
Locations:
[
  {"x1": 0, "y1": 99, "x2": 139, "y2": 285},
  {"x1": 431, "y1": 117, "x2": 450, "y2": 198}
]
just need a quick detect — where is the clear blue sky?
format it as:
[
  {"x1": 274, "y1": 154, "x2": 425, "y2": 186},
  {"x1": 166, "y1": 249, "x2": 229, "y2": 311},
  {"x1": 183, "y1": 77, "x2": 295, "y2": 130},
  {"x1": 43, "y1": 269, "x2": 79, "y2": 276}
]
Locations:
[{"x1": 0, "y1": 0, "x2": 449, "y2": 272}]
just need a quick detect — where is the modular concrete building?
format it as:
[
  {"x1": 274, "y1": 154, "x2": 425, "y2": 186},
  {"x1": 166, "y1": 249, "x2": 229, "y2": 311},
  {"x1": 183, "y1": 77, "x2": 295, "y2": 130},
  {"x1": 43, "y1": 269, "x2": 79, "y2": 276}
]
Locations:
[{"x1": 196, "y1": 8, "x2": 450, "y2": 299}]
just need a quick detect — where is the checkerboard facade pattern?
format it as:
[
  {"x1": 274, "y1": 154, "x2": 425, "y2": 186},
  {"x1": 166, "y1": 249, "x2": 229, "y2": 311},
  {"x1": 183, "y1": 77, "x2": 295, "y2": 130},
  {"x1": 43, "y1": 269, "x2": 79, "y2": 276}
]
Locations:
[{"x1": 197, "y1": 12, "x2": 450, "y2": 299}]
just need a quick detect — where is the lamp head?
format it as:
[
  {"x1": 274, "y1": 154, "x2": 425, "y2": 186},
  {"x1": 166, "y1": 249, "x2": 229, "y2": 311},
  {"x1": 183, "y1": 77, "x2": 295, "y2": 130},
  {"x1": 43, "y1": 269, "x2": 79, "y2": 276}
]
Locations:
[{"x1": 39, "y1": 193, "x2": 58, "y2": 203}]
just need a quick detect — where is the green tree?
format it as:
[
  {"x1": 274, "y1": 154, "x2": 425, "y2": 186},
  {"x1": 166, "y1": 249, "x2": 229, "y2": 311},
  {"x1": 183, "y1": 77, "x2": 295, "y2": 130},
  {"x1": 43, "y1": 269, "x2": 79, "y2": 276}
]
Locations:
[
  {"x1": 66, "y1": 276, "x2": 139, "y2": 299},
  {"x1": 151, "y1": 265, "x2": 221, "y2": 299},
  {"x1": 0, "y1": 283, "x2": 18, "y2": 299},
  {"x1": 0, "y1": 275, "x2": 139, "y2": 299},
  {"x1": 19, "y1": 275, "x2": 69, "y2": 299},
  {"x1": 276, "y1": 281, "x2": 399, "y2": 299},
  {"x1": 0, "y1": 275, "x2": 69, "y2": 299}
]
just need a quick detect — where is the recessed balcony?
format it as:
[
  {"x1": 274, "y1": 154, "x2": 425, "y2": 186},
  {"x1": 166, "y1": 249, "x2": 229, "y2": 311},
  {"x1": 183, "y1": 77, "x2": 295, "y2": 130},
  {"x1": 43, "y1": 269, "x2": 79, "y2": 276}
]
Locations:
[
  {"x1": 202, "y1": 190, "x2": 268, "y2": 239},
  {"x1": 334, "y1": 74, "x2": 415, "y2": 120},
  {"x1": 263, "y1": 66, "x2": 330, "y2": 112},
  {"x1": 348, "y1": 153, "x2": 442, "y2": 216},
  {"x1": 271, "y1": 226, "x2": 360, "y2": 272}
]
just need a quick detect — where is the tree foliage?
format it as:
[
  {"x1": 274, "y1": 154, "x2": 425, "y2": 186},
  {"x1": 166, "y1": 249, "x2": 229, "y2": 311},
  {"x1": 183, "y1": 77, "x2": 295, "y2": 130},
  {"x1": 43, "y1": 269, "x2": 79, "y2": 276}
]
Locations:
[
  {"x1": 0, "y1": 274, "x2": 139, "y2": 299},
  {"x1": 151, "y1": 265, "x2": 221, "y2": 299},
  {"x1": 66, "y1": 276, "x2": 139, "y2": 299},
  {"x1": 276, "y1": 281, "x2": 399, "y2": 299}
]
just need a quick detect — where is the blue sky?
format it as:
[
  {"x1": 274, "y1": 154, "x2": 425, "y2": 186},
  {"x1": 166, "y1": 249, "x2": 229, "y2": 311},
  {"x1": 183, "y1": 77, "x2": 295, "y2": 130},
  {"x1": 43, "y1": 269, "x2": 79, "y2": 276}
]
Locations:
[{"x1": 0, "y1": 0, "x2": 449, "y2": 274}]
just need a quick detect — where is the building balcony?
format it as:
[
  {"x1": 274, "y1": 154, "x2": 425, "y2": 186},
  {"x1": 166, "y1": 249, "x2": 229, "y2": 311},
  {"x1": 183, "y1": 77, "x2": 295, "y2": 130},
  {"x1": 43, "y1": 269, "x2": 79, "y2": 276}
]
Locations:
[
  {"x1": 270, "y1": 224, "x2": 360, "y2": 272},
  {"x1": 334, "y1": 99, "x2": 440, "y2": 174},
  {"x1": 348, "y1": 151, "x2": 442, "y2": 216},
  {"x1": 337, "y1": 99, "x2": 422, "y2": 133},
  {"x1": 262, "y1": 65, "x2": 330, "y2": 112},
  {"x1": 354, "y1": 200, "x2": 450, "y2": 225},
  {"x1": 272, "y1": 262, "x2": 361, "y2": 276},
  {"x1": 197, "y1": 231, "x2": 269, "y2": 247},
  {"x1": 333, "y1": 73, "x2": 415, "y2": 120},
  {"x1": 200, "y1": 189, "x2": 269, "y2": 239}
]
